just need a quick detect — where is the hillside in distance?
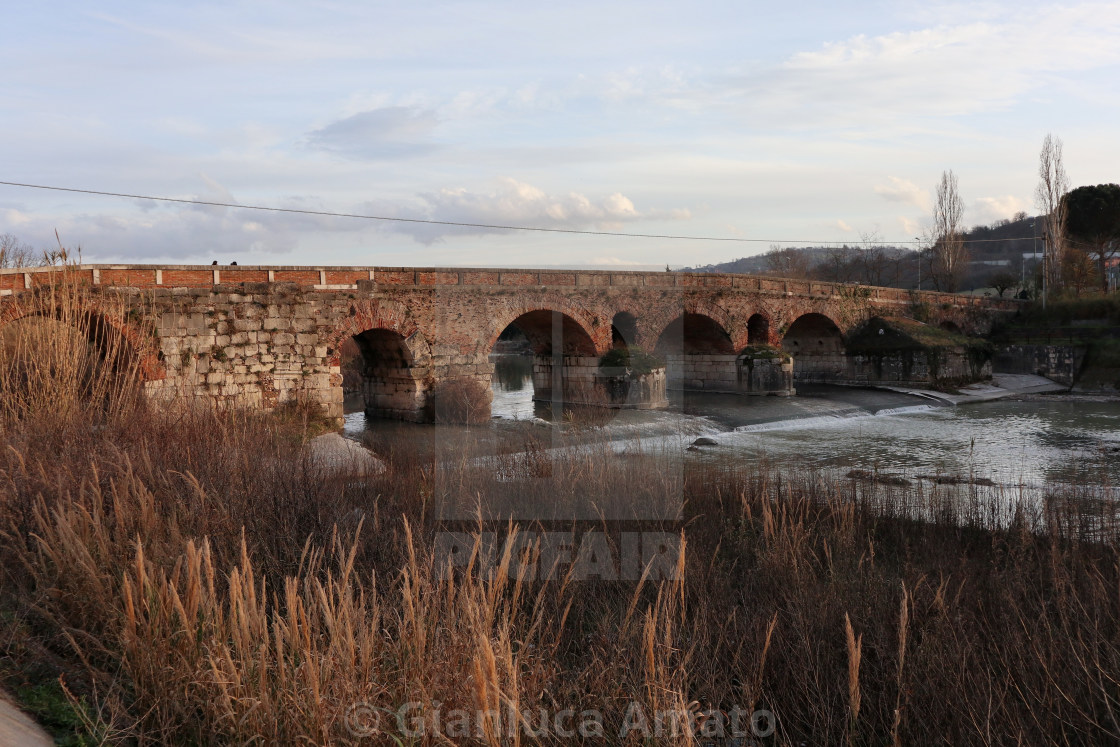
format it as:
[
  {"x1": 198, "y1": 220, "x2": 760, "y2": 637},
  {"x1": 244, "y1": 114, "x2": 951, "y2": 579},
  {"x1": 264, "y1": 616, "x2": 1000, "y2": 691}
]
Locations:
[{"x1": 681, "y1": 214, "x2": 1042, "y2": 292}]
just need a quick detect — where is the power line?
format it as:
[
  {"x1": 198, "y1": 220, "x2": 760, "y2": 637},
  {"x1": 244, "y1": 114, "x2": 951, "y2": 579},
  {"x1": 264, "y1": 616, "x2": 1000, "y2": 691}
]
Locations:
[{"x1": 0, "y1": 179, "x2": 1050, "y2": 246}]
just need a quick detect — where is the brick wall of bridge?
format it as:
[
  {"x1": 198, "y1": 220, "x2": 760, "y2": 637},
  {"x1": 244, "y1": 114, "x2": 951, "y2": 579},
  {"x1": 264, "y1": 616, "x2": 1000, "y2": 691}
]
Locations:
[{"x1": 0, "y1": 265, "x2": 1019, "y2": 420}]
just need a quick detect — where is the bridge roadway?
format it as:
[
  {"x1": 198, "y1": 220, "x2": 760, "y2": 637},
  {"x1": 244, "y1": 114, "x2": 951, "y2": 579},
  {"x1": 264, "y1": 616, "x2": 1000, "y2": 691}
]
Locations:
[{"x1": 0, "y1": 264, "x2": 1019, "y2": 421}]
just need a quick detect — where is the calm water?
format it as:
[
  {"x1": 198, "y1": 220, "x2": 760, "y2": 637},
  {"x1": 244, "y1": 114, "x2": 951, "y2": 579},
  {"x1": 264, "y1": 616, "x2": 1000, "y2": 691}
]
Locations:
[{"x1": 345, "y1": 355, "x2": 1120, "y2": 493}]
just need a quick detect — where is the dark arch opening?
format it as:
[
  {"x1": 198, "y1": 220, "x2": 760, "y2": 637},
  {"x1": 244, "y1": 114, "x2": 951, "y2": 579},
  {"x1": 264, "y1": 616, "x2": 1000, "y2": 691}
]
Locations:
[
  {"x1": 781, "y1": 313, "x2": 846, "y2": 382},
  {"x1": 611, "y1": 311, "x2": 637, "y2": 350},
  {"x1": 747, "y1": 313, "x2": 770, "y2": 346},
  {"x1": 654, "y1": 313, "x2": 736, "y2": 392},
  {"x1": 0, "y1": 309, "x2": 143, "y2": 413},
  {"x1": 781, "y1": 313, "x2": 844, "y2": 352},
  {"x1": 654, "y1": 313, "x2": 734, "y2": 356},
  {"x1": 346, "y1": 328, "x2": 423, "y2": 421},
  {"x1": 499, "y1": 310, "x2": 596, "y2": 357},
  {"x1": 939, "y1": 320, "x2": 962, "y2": 334},
  {"x1": 3, "y1": 310, "x2": 141, "y2": 370},
  {"x1": 490, "y1": 309, "x2": 597, "y2": 417}
]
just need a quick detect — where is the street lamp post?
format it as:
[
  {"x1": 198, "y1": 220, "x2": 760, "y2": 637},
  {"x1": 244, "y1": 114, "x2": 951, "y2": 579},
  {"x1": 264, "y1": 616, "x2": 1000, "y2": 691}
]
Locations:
[
  {"x1": 1030, "y1": 220, "x2": 1045, "y2": 309},
  {"x1": 915, "y1": 237, "x2": 921, "y2": 290},
  {"x1": 1040, "y1": 226, "x2": 1048, "y2": 311}
]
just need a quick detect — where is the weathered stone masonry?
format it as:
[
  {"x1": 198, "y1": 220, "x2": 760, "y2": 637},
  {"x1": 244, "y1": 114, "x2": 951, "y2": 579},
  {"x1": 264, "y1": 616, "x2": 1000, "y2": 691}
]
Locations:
[{"x1": 0, "y1": 264, "x2": 1020, "y2": 421}]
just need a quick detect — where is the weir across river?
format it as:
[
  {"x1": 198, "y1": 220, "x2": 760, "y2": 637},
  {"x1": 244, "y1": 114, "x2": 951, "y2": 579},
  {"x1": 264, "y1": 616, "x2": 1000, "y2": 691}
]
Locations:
[{"x1": 0, "y1": 264, "x2": 1019, "y2": 421}]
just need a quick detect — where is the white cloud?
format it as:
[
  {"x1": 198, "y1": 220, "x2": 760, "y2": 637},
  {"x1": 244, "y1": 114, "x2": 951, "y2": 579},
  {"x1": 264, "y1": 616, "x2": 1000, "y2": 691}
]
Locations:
[
  {"x1": 972, "y1": 195, "x2": 1026, "y2": 225},
  {"x1": 714, "y1": 4, "x2": 1120, "y2": 128},
  {"x1": 365, "y1": 177, "x2": 688, "y2": 245},
  {"x1": 898, "y1": 216, "x2": 921, "y2": 236},
  {"x1": 1, "y1": 175, "x2": 693, "y2": 262},
  {"x1": 3, "y1": 178, "x2": 372, "y2": 261},
  {"x1": 306, "y1": 106, "x2": 440, "y2": 159},
  {"x1": 875, "y1": 177, "x2": 930, "y2": 211},
  {"x1": 836, "y1": 219, "x2": 854, "y2": 232},
  {"x1": 2, "y1": 208, "x2": 33, "y2": 227}
]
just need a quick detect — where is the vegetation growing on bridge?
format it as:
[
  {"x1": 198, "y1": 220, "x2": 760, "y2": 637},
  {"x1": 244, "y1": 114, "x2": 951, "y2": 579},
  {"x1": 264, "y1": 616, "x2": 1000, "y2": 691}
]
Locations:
[
  {"x1": 1012, "y1": 293, "x2": 1120, "y2": 327},
  {"x1": 847, "y1": 316, "x2": 994, "y2": 386},
  {"x1": 598, "y1": 346, "x2": 664, "y2": 375},
  {"x1": 847, "y1": 316, "x2": 987, "y2": 355},
  {"x1": 737, "y1": 344, "x2": 791, "y2": 361}
]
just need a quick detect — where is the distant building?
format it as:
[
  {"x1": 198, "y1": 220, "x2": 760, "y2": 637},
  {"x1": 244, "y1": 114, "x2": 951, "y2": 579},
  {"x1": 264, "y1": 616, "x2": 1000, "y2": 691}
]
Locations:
[{"x1": 1106, "y1": 256, "x2": 1120, "y2": 292}]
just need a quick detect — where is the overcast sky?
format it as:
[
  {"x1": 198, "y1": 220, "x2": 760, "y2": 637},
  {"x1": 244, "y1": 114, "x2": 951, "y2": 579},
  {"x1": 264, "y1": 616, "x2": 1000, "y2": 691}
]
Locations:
[{"x1": 2, "y1": 1, "x2": 1118, "y2": 268}]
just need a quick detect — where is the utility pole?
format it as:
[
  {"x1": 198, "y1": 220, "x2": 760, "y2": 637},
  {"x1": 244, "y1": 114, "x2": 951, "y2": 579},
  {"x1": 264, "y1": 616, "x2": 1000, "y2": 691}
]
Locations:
[
  {"x1": 915, "y1": 237, "x2": 921, "y2": 290},
  {"x1": 1028, "y1": 220, "x2": 1034, "y2": 300},
  {"x1": 1040, "y1": 226, "x2": 1048, "y2": 310}
]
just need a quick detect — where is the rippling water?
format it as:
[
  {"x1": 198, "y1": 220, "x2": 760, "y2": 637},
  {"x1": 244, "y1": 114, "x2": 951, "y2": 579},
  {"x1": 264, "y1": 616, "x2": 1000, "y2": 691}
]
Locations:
[{"x1": 345, "y1": 354, "x2": 1120, "y2": 493}]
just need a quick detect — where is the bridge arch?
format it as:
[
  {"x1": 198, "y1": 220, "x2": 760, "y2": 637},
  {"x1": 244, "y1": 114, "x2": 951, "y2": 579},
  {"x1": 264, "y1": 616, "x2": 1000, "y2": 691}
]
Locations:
[
  {"x1": 0, "y1": 294, "x2": 164, "y2": 385},
  {"x1": 491, "y1": 309, "x2": 597, "y2": 357},
  {"x1": 488, "y1": 308, "x2": 600, "y2": 409},
  {"x1": 611, "y1": 311, "x2": 638, "y2": 350},
  {"x1": 654, "y1": 312, "x2": 739, "y2": 391},
  {"x1": 485, "y1": 303, "x2": 599, "y2": 358},
  {"x1": 781, "y1": 312, "x2": 846, "y2": 382},
  {"x1": 746, "y1": 313, "x2": 771, "y2": 347},
  {"x1": 330, "y1": 299, "x2": 433, "y2": 421},
  {"x1": 654, "y1": 312, "x2": 735, "y2": 356}
]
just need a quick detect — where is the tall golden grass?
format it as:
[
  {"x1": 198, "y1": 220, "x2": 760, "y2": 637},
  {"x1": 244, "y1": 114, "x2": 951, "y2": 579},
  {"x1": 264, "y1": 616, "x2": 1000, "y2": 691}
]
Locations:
[
  {"x1": 0, "y1": 278, "x2": 1118, "y2": 745},
  {"x1": 0, "y1": 269, "x2": 142, "y2": 421}
]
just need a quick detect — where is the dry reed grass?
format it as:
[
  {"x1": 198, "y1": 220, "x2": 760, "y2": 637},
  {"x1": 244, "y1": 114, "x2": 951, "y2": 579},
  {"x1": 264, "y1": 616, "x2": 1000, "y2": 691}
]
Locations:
[
  {"x1": 0, "y1": 278, "x2": 1118, "y2": 745},
  {"x1": 0, "y1": 268, "x2": 142, "y2": 422}
]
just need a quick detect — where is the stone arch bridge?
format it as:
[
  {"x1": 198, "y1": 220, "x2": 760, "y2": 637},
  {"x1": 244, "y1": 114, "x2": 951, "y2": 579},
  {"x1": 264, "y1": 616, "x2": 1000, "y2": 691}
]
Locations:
[{"x1": 0, "y1": 264, "x2": 1019, "y2": 421}]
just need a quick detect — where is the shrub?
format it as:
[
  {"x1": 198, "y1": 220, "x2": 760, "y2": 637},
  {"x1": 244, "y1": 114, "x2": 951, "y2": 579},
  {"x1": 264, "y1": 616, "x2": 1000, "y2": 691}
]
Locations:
[
  {"x1": 598, "y1": 346, "x2": 665, "y2": 376},
  {"x1": 1016, "y1": 294, "x2": 1120, "y2": 325},
  {"x1": 430, "y1": 376, "x2": 491, "y2": 424}
]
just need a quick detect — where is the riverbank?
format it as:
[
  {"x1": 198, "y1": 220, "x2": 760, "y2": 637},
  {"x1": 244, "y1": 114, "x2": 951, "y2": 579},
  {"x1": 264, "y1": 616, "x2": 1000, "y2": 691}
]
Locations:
[{"x1": 874, "y1": 372, "x2": 1069, "y2": 405}]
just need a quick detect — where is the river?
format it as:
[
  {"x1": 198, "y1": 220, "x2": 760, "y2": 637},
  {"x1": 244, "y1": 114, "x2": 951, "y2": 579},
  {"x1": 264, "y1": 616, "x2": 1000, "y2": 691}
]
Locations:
[{"x1": 344, "y1": 354, "x2": 1120, "y2": 497}]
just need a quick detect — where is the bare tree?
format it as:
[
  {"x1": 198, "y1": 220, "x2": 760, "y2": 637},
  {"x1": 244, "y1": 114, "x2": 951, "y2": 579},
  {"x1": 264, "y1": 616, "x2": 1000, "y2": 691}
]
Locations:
[
  {"x1": 854, "y1": 228, "x2": 905, "y2": 287},
  {"x1": 928, "y1": 170, "x2": 968, "y2": 292},
  {"x1": 0, "y1": 233, "x2": 37, "y2": 268},
  {"x1": 763, "y1": 244, "x2": 811, "y2": 279},
  {"x1": 818, "y1": 245, "x2": 858, "y2": 283},
  {"x1": 1035, "y1": 133, "x2": 1069, "y2": 290}
]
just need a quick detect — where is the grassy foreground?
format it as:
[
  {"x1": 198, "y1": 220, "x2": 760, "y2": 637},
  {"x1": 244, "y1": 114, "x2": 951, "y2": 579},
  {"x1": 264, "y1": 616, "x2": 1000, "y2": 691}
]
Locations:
[{"x1": 1, "y1": 281, "x2": 1119, "y2": 745}]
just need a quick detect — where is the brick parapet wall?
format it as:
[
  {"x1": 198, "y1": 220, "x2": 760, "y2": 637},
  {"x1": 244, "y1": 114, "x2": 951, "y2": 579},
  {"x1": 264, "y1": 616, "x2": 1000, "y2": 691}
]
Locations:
[{"x1": 0, "y1": 264, "x2": 1023, "y2": 313}]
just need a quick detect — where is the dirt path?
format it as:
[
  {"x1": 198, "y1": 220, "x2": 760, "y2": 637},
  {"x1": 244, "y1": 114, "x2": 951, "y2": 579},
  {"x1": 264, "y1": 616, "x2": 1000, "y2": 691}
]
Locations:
[{"x1": 0, "y1": 690, "x2": 52, "y2": 747}]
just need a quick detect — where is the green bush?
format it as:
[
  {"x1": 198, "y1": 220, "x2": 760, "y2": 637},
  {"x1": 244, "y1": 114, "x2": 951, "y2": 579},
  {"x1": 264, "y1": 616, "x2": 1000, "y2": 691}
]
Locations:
[
  {"x1": 1016, "y1": 294, "x2": 1120, "y2": 325},
  {"x1": 598, "y1": 347, "x2": 664, "y2": 375},
  {"x1": 1087, "y1": 338, "x2": 1120, "y2": 368},
  {"x1": 739, "y1": 345, "x2": 791, "y2": 362}
]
